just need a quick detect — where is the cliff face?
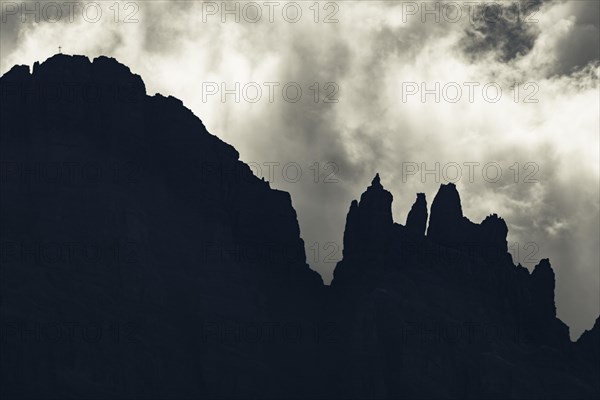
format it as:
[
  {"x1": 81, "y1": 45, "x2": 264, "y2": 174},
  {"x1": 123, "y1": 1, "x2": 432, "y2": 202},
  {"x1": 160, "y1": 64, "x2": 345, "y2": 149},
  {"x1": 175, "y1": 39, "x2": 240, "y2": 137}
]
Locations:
[
  {"x1": 0, "y1": 55, "x2": 323, "y2": 399},
  {"x1": 1, "y1": 55, "x2": 598, "y2": 399}
]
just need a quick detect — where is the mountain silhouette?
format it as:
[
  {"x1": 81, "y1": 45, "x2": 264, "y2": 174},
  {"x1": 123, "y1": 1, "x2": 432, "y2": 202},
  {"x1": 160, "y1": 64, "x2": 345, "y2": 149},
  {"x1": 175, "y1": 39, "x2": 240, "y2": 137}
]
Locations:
[
  {"x1": 1, "y1": 55, "x2": 598, "y2": 399},
  {"x1": 329, "y1": 179, "x2": 597, "y2": 399}
]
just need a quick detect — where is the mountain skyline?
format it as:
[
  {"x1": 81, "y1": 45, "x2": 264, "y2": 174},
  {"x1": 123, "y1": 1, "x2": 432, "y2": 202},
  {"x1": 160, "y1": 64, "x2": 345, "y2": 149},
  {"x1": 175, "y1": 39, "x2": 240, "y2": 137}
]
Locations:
[
  {"x1": 2, "y1": 1, "x2": 597, "y2": 340},
  {"x1": 1, "y1": 54, "x2": 598, "y2": 398},
  {"x1": 1, "y1": 52, "x2": 598, "y2": 343}
]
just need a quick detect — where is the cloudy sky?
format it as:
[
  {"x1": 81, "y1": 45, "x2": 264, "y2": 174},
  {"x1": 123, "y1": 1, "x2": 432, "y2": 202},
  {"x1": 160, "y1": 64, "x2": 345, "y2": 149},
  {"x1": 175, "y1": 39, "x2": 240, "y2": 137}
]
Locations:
[{"x1": 1, "y1": 0, "x2": 598, "y2": 339}]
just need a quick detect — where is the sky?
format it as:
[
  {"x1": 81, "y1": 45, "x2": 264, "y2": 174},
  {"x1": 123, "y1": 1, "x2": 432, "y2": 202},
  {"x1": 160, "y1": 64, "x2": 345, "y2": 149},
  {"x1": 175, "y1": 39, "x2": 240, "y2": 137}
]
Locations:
[{"x1": 1, "y1": 0, "x2": 598, "y2": 339}]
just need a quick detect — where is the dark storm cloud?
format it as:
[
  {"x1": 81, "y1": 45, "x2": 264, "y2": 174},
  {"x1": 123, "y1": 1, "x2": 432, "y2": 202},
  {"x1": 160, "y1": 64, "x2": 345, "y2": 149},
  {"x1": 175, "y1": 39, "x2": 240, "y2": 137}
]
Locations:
[
  {"x1": 461, "y1": 0, "x2": 600, "y2": 76},
  {"x1": 550, "y1": 0, "x2": 600, "y2": 75},
  {"x1": 461, "y1": 0, "x2": 546, "y2": 62}
]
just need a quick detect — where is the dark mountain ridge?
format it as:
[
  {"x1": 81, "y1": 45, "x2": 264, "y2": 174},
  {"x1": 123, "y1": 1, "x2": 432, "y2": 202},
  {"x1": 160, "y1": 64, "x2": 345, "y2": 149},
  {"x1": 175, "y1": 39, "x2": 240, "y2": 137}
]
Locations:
[
  {"x1": 1, "y1": 55, "x2": 598, "y2": 399},
  {"x1": 329, "y1": 176, "x2": 594, "y2": 398}
]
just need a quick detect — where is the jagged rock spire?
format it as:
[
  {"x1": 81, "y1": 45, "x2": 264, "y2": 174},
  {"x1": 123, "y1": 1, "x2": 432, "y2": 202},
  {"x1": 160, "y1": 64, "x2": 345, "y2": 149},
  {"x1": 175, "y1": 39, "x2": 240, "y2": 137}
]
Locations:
[
  {"x1": 480, "y1": 213, "x2": 509, "y2": 254},
  {"x1": 531, "y1": 258, "x2": 557, "y2": 318},
  {"x1": 342, "y1": 174, "x2": 393, "y2": 255},
  {"x1": 426, "y1": 182, "x2": 474, "y2": 251},
  {"x1": 427, "y1": 183, "x2": 464, "y2": 242},
  {"x1": 358, "y1": 173, "x2": 393, "y2": 227},
  {"x1": 405, "y1": 193, "x2": 427, "y2": 237}
]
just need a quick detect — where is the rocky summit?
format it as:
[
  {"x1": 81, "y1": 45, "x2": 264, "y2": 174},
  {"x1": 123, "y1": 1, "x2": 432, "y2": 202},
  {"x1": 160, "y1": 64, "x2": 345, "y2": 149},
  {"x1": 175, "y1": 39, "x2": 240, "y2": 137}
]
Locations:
[{"x1": 1, "y1": 55, "x2": 598, "y2": 399}]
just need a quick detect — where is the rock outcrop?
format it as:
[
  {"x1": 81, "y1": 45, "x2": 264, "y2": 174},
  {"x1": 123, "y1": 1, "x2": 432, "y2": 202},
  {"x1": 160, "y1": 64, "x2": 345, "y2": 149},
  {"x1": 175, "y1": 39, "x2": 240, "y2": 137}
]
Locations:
[
  {"x1": 427, "y1": 183, "x2": 510, "y2": 262},
  {"x1": 405, "y1": 193, "x2": 427, "y2": 237},
  {"x1": 329, "y1": 178, "x2": 598, "y2": 399},
  {"x1": 342, "y1": 174, "x2": 394, "y2": 255}
]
